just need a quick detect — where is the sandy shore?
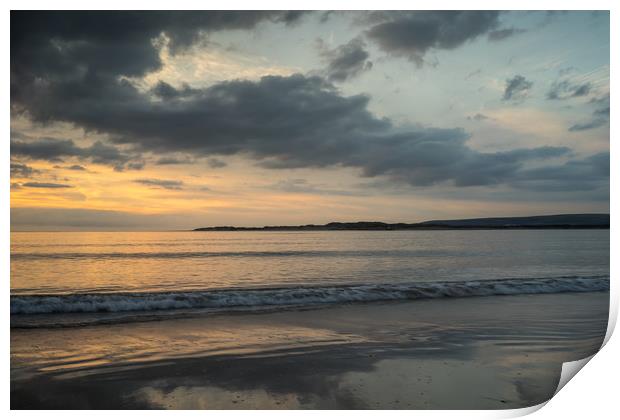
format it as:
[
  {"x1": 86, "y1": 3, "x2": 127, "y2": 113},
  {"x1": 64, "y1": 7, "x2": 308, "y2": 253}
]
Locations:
[{"x1": 11, "y1": 291, "x2": 608, "y2": 409}]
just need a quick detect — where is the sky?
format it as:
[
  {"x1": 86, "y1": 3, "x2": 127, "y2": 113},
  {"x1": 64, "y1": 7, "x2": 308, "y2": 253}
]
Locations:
[{"x1": 10, "y1": 10, "x2": 610, "y2": 230}]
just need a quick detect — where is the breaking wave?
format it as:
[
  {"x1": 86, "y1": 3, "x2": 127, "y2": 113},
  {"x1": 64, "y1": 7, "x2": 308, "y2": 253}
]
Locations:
[{"x1": 11, "y1": 275, "x2": 609, "y2": 318}]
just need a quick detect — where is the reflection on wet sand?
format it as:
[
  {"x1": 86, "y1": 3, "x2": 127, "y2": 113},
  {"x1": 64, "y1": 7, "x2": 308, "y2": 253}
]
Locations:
[{"x1": 11, "y1": 292, "x2": 608, "y2": 409}]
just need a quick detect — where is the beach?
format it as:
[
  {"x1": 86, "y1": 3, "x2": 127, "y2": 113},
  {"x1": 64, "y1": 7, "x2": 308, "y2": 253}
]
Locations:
[
  {"x1": 10, "y1": 230, "x2": 609, "y2": 409},
  {"x1": 11, "y1": 291, "x2": 608, "y2": 409},
  {"x1": 10, "y1": 8, "x2": 611, "y2": 412}
]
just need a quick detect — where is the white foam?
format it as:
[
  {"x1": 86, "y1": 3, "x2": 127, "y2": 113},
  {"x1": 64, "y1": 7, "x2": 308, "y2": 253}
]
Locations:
[{"x1": 10, "y1": 275, "x2": 609, "y2": 316}]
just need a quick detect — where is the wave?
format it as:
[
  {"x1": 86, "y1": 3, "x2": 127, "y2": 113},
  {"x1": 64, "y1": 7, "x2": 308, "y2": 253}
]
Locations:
[{"x1": 11, "y1": 276, "x2": 609, "y2": 318}]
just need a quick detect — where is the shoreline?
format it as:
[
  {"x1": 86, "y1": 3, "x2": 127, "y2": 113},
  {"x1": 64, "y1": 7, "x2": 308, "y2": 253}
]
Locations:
[
  {"x1": 193, "y1": 226, "x2": 610, "y2": 231},
  {"x1": 193, "y1": 214, "x2": 610, "y2": 231},
  {"x1": 11, "y1": 291, "x2": 608, "y2": 409},
  {"x1": 10, "y1": 275, "x2": 610, "y2": 329}
]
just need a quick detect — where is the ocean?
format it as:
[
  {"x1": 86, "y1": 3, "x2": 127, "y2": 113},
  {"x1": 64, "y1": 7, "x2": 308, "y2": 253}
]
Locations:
[
  {"x1": 11, "y1": 230, "x2": 609, "y2": 328},
  {"x1": 10, "y1": 230, "x2": 610, "y2": 408}
]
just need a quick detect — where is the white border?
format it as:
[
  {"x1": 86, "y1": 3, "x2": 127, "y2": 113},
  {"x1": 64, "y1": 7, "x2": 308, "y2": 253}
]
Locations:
[{"x1": 4, "y1": 1, "x2": 617, "y2": 419}]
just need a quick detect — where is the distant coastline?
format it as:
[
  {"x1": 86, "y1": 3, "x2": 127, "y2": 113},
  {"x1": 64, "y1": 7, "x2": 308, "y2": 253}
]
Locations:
[{"x1": 194, "y1": 213, "x2": 610, "y2": 231}]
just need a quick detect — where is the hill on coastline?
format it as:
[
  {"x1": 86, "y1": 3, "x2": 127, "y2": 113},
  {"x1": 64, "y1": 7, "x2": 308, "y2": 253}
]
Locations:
[{"x1": 194, "y1": 214, "x2": 609, "y2": 231}]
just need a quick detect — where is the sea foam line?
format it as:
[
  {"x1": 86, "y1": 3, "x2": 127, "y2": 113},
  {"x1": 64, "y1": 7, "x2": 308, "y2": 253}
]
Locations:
[{"x1": 10, "y1": 275, "x2": 609, "y2": 316}]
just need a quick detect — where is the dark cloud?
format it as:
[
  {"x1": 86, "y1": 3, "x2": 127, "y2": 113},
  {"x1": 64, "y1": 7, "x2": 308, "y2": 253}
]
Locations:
[
  {"x1": 127, "y1": 162, "x2": 145, "y2": 170},
  {"x1": 11, "y1": 137, "x2": 81, "y2": 162},
  {"x1": 10, "y1": 162, "x2": 40, "y2": 178},
  {"x1": 11, "y1": 12, "x2": 308, "y2": 140},
  {"x1": 568, "y1": 96, "x2": 610, "y2": 132},
  {"x1": 503, "y1": 75, "x2": 533, "y2": 101},
  {"x1": 67, "y1": 164, "x2": 87, "y2": 171},
  {"x1": 387, "y1": 146, "x2": 571, "y2": 188},
  {"x1": 87, "y1": 141, "x2": 139, "y2": 169},
  {"x1": 11, "y1": 137, "x2": 141, "y2": 171},
  {"x1": 207, "y1": 158, "x2": 227, "y2": 168},
  {"x1": 155, "y1": 156, "x2": 192, "y2": 165},
  {"x1": 318, "y1": 37, "x2": 373, "y2": 82},
  {"x1": 568, "y1": 119, "x2": 607, "y2": 132},
  {"x1": 594, "y1": 106, "x2": 610, "y2": 117},
  {"x1": 22, "y1": 182, "x2": 73, "y2": 188},
  {"x1": 547, "y1": 80, "x2": 592, "y2": 100},
  {"x1": 11, "y1": 11, "x2": 306, "y2": 78},
  {"x1": 134, "y1": 178, "x2": 184, "y2": 190},
  {"x1": 573, "y1": 84, "x2": 592, "y2": 97},
  {"x1": 10, "y1": 12, "x2": 607, "y2": 194},
  {"x1": 487, "y1": 27, "x2": 526, "y2": 42},
  {"x1": 511, "y1": 152, "x2": 609, "y2": 193},
  {"x1": 151, "y1": 81, "x2": 200, "y2": 100},
  {"x1": 589, "y1": 93, "x2": 610, "y2": 105},
  {"x1": 12, "y1": 64, "x2": 577, "y2": 190},
  {"x1": 152, "y1": 81, "x2": 186, "y2": 100},
  {"x1": 365, "y1": 11, "x2": 501, "y2": 64}
]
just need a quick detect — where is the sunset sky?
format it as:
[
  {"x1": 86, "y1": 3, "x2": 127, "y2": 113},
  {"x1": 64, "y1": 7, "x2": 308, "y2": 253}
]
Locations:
[{"x1": 10, "y1": 11, "x2": 610, "y2": 230}]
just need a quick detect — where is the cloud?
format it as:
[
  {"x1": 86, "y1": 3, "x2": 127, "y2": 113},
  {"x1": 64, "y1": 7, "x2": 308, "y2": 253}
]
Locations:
[
  {"x1": 568, "y1": 96, "x2": 610, "y2": 132},
  {"x1": 10, "y1": 12, "x2": 607, "y2": 194},
  {"x1": 503, "y1": 75, "x2": 533, "y2": 101},
  {"x1": 12, "y1": 65, "x2": 579, "y2": 190},
  {"x1": 22, "y1": 182, "x2": 73, "y2": 188},
  {"x1": 467, "y1": 113, "x2": 490, "y2": 121},
  {"x1": 11, "y1": 137, "x2": 82, "y2": 162},
  {"x1": 568, "y1": 119, "x2": 607, "y2": 132},
  {"x1": 487, "y1": 27, "x2": 526, "y2": 42},
  {"x1": 10, "y1": 162, "x2": 40, "y2": 178},
  {"x1": 10, "y1": 207, "x2": 212, "y2": 230},
  {"x1": 318, "y1": 37, "x2": 373, "y2": 82},
  {"x1": 589, "y1": 92, "x2": 610, "y2": 105},
  {"x1": 155, "y1": 156, "x2": 193, "y2": 165},
  {"x1": 151, "y1": 81, "x2": 200, "y2": 100},
  {"x1": 266, "y1": 178, "x2": 364, "y2": 196},
  {"x1": 573, "y1": 84, "x2": 592, "y2": 97},
  {"x1": 10, "y1": 12, "x2": 310, "y2": 170},
  {"x1": 464, "y1": 69, "x2": 482, "y2": 80},
  {"x1": 594, "y1": 106, "x2": 610, "y2": 117},
  {"x1": 547, "y1": 80, "x2": 592, "y2": 100},
  {"x1": 67, "y1": 164, "x2": 87, "y2": 171},
  {"x1": 207, "y1": 158, "x2": 227, "y2": 168},
  {"x1": 11, "y1": 137, "x2": 142, "y2": 171},
  {"x1": 558, "y1": 66, "x2": 576, "y2": 76},
  {"x1": 511, "y1": 152, "x2": 609, "y2": 192},
  {"x1": 365, "y1": 11, "x2": 501, "y2": 64},
  {"x1": 126, "y1": 162, "x2": 145, "y2": 170},
  {"x1": 11, "y1": 11, "x2": 307, "y2": 79},
  {"x1": 134, "y1": 178, "x2": 184, "y2": 190}
]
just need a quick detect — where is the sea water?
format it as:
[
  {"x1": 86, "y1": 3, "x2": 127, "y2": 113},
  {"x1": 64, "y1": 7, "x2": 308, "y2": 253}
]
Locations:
[{"x1": 10, "y1": 230, "x2": 609, "y2": 327}]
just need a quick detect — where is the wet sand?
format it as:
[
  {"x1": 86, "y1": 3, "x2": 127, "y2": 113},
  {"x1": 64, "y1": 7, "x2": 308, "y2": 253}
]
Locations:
[{"x1": 11, "y1": 292, "x2": 608, "y2": 409}]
